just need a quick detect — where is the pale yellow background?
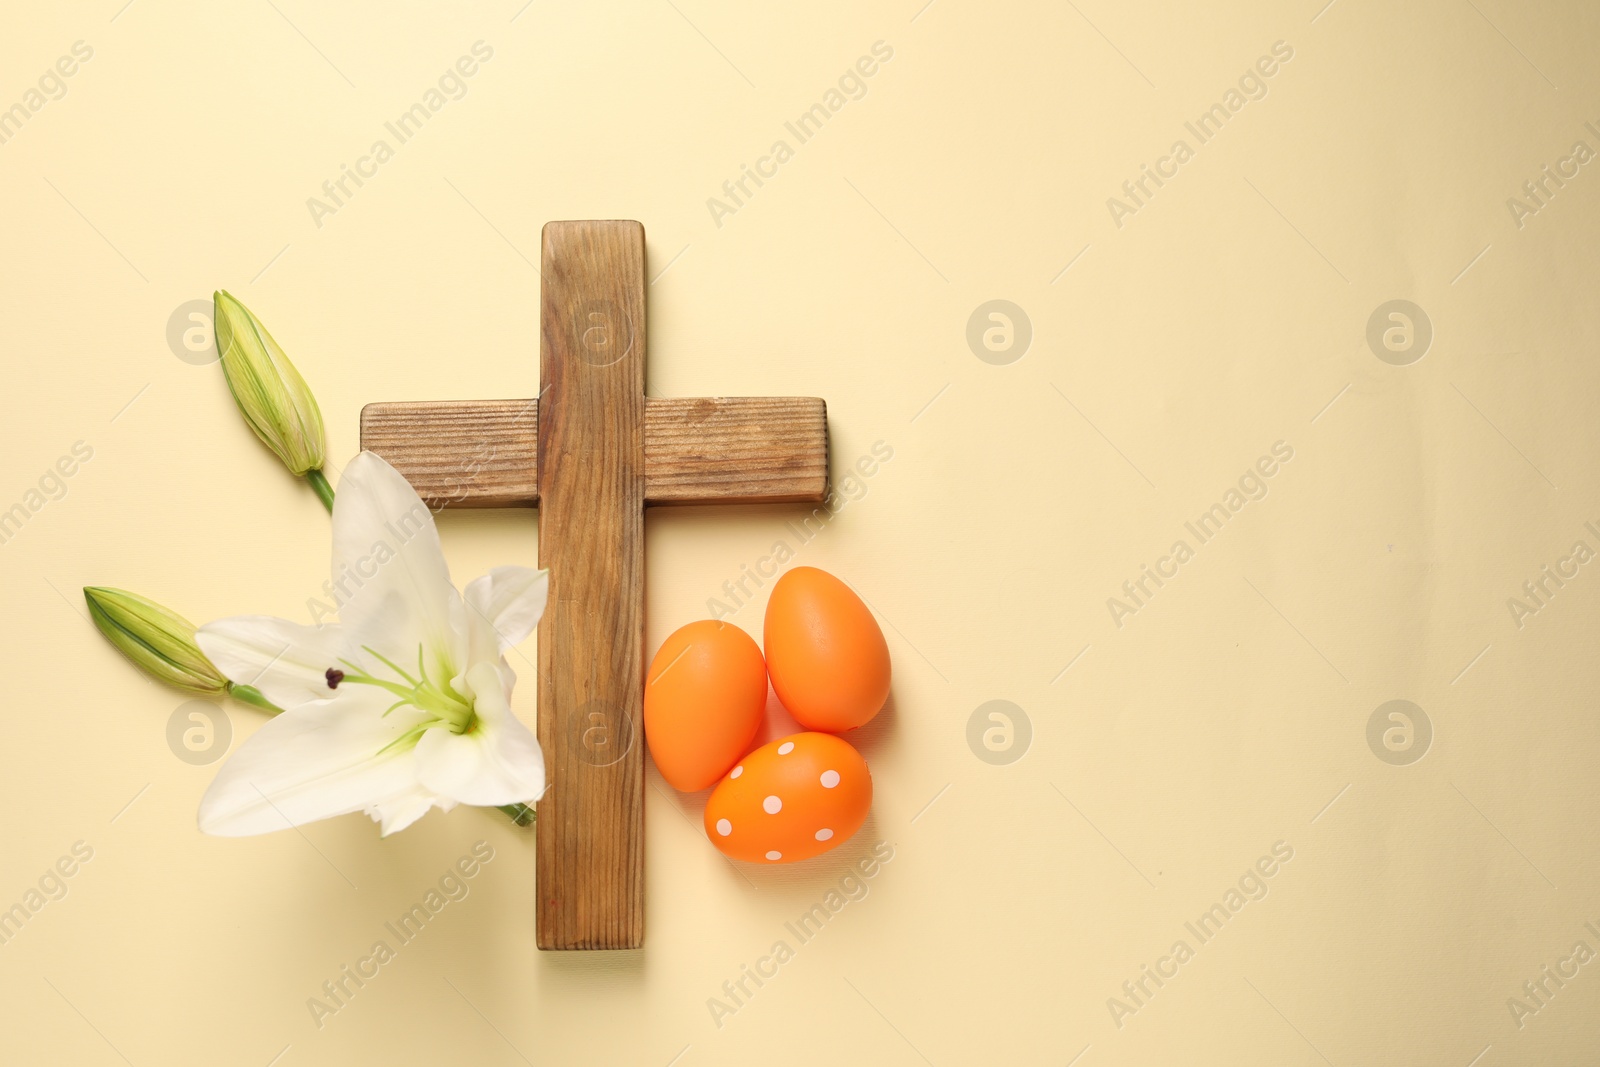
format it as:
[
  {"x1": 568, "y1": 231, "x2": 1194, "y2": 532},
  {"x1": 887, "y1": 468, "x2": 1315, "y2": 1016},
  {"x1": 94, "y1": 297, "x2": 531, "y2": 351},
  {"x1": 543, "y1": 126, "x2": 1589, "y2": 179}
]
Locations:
[{"x1": 2, "y1": 0, "x2": 1597, "y2": 1063}]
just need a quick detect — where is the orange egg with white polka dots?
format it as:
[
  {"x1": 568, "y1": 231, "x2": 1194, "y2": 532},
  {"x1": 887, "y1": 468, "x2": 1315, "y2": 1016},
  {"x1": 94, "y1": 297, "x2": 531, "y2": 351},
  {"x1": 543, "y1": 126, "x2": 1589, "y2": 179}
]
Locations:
[{"x1": 703, "y1": 733, "x2": 871, "y2": 864}]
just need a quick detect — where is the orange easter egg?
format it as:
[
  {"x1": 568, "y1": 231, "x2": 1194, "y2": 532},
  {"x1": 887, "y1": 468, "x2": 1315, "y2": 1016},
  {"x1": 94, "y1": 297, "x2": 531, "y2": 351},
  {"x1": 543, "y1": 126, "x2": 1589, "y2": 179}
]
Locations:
[
  {"x1": 644, "y1": 620, "x2": 767, "y2": 792},
  {"x1": 704, "y1": 732, "x2": 872, "y2": 863},
  {"x1": 763, "y1": 567, "x2": 890, "y2": 732}
]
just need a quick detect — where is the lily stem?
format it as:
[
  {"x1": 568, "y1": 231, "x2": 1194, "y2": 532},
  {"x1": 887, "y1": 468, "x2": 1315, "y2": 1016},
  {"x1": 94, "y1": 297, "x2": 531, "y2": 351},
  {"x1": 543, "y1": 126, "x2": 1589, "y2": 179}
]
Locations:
[
  {"x1": 306, "y1": 468, "x2": 335, "y2": 513},
  {"x1": 498, "y1": 803, "x2": 536, "y2": 827},
  {"x1": 227, "y1": 682, "x2": 281, "y2": 712}
]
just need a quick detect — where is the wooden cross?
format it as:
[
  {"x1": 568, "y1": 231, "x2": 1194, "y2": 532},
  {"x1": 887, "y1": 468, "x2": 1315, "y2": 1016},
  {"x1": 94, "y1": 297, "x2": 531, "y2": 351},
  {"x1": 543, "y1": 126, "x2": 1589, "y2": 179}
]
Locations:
[{"x1": 360, "y1": 220, "x2": 829, "y2": 949}]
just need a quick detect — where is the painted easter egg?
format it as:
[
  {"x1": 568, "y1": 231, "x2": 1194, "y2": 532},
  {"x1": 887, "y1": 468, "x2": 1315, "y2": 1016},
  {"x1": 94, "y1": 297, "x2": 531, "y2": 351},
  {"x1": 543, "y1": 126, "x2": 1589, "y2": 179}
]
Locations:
[
  {"x1": 704, "y1": 732, "x2": 872, "y2": 863},
  {"x1": 644, "y1": 620, "x2": 767, "y2": 792},
  {"x1": 763, "y1": 567, "x2": 890, "y2": 732}
]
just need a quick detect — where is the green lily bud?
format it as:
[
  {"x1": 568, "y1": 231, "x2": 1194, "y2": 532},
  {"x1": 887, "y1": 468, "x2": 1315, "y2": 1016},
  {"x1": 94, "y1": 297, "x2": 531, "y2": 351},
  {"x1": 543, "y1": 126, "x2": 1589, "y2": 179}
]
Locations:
[
  {"x1": 213, "y1": 290, "x2": 332, "y2": 507},
  {"x1": 84, "y1": 586, "x2": 228, "y2": 694}
]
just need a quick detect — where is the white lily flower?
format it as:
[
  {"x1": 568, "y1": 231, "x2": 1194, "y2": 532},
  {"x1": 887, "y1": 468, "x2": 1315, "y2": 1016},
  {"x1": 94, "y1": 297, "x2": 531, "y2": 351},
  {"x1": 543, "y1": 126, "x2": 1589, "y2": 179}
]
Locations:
[{"x1": 194, "y1": 451, "x2": 548, "y2": 837}]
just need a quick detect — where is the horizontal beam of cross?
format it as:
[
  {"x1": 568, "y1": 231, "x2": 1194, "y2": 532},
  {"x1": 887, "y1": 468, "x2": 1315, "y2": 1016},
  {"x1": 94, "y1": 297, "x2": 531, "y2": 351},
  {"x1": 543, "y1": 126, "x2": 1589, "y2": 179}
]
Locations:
[{"x1": 360, "y1": 395, "x2": 828, "y2": 508}]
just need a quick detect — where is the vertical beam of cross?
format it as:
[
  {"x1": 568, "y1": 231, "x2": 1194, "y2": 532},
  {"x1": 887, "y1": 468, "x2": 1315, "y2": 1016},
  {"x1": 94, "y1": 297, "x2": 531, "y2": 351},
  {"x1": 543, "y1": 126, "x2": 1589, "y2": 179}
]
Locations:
[{"x1": 535, "y1": 221, "x2": 646, "y2": 949}]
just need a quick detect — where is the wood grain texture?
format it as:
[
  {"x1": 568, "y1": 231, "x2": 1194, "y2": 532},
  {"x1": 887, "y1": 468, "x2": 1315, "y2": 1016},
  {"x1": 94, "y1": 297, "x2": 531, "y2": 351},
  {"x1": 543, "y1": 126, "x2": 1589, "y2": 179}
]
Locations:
[
  {"x1": 535, "y1": 220, "x2": 647, "y2": 950},
  {"x1": 360, "y1": 399, "x2": 536, "y2": 508},
  {"x1": 361, "y1": 396, "x2": 827, "y2": 507},
  {"x1": 644, "y1": 395, "x2": 828, "y2": 504}
]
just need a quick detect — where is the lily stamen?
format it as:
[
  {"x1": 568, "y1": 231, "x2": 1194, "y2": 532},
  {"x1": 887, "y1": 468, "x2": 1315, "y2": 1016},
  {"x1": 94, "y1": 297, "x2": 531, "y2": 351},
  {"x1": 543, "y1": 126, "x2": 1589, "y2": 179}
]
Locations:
[{"x1": 335, "y1": 644, "x2": 476, "y2": 736}]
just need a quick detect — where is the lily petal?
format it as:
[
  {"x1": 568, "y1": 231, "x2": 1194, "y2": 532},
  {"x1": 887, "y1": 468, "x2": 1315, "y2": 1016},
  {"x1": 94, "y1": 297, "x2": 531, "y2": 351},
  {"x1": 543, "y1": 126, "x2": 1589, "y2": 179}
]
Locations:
[
  {"x1": 331, "y1": 452, "x2": 464, "y2": 680},
  {"x1": 463, "y1": 566, "x2": 548, "y2": 666},
  {"x1": 414, "y1": 663, "x2": 545, "y2": 806},
  {"x1": 197, "y1": 692, "x2": 431, "y2": 836},
  {"x1": 196, "y1": 616, "x2": 355, "y2": 710},
  {"x1": 366, "y1": 785, "x2": 454, "y2": 837}
]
